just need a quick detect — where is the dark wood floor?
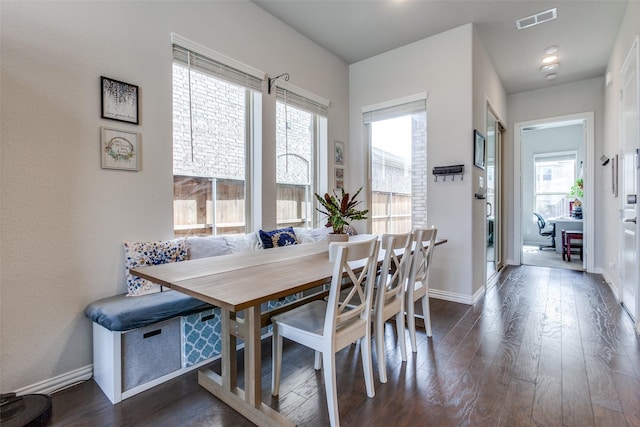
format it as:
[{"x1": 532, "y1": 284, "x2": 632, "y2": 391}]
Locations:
[{"x1": 50, "y1": 265, "x2": 640, "y2": 426}]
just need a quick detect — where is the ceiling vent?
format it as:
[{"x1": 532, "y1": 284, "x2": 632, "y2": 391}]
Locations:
[{"x1": 516, "y1": 8, "x2": 557, "y2": 30}]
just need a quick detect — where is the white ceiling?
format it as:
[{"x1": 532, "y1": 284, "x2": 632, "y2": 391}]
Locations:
[{"x1": 252, "y1": 0, "x2": 629, "y2": 94}]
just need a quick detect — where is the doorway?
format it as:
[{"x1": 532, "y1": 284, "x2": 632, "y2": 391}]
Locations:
[{"x1": 513, "y1": 112, "x2": 595, "y2": 272}]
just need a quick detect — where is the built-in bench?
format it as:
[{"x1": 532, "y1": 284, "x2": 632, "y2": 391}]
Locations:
[{"x1": 86, "y1": 227, "x2": 330, "y2": 403}]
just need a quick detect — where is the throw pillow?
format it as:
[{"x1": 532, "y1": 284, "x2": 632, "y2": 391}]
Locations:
[
  {"x1": 124, "y1": 239, "x2": 188, "y2": 296},
  {"x1": 258, "y1": 227, "x2": 299, "y2": 249}
]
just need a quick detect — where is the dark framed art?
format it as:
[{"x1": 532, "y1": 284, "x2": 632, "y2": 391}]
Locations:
[
  {"x1": 101, "y1": 76, "x2": 139, "y2": 124},
  {"x1": 474, "y1": 129, "x2": 485, "y2": 169}
]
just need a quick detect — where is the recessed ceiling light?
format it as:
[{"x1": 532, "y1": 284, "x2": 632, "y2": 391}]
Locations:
[
  {"x1": 542, "y1": 55, "x2": 558, "y2": 64},
  {"x1": 546, "y1": 73, "x2": 558, "y2": 80},
  {"x1": 541, "y1": 63, "x2": 560, "y2": 72},
  {"x1": 545, "y1": 46, "x2": 559, "y2": 55}
]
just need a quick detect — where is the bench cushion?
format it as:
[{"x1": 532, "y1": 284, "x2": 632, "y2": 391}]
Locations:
[{"x1": 85, "y1": 291, "x2": 212, "y2": 332}]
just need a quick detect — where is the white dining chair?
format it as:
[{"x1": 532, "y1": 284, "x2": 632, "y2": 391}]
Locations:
[
  {"x1": 271, "y1": 236, "x2": 380, "y2": 427},
  {"x1": 406, "y1": 226, "x2": 438, "y2": 352},
  {"x1": 373, "y1": 232, "x2": 413, "y2": 383}
]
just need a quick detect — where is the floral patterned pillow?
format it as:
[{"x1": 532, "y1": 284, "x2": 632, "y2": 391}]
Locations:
[{"x1": 124, "y1": 239, "x2": 187, "y2": 296}]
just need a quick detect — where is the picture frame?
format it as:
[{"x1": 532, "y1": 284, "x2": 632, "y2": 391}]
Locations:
[
  {"x1": 334, "y1": 140, "x2": 344, "y2": 166},
  {"x1": 101, "y1": 76, "x2": 139, "y2": 124},
  {"x1": 101, "y1": 127, "x2": 141, "y2": 171},
  {"x1": 335, "y1": 167, "x2": 344, "y2": 190},
  {"x1": 474, "y1": 130, "x2": 486, "y2": 169}
]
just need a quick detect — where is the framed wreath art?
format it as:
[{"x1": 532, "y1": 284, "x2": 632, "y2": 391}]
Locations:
[{"x1": 101, "y1": 127, "x2": 141, "y2": 171}]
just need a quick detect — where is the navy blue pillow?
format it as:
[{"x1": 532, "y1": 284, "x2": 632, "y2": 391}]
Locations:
[{"x1": 259, "y1": 227, "x2": 298, "y2": 249}]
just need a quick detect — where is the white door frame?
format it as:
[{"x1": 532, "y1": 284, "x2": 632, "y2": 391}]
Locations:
[
  {"x1": 513, "y1": 111, "x2": 595, "y2": 272},
  {"x1": 619, "y1": 35, "x2": 640, "y2": 328}
]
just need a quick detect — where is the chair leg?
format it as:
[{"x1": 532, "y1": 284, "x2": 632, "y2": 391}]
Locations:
[
  {"x1": 407, "y1": 299, "x2": 418, "y2": 353},
  {"x1": 421, "y1": 295, "x2": 432, "y2": 337},
  {"x1": 314, "y1": 350, "x2": 322, "y2": 370},
  {"x1": 361, "y1": 333, "x2": 375, "y2": 398},
  {"x1": 322, "y1": 351, "x2": 340, "y2": 427},
  {"x1": 271, "y1": 326, "x2": 282, "y2": 396},
  {"x1": 375, "y1": 316, "x2": 387, "y2": 383},
  {"x1": 395, "y1": 309, "x2": 407, "y2": 362}
]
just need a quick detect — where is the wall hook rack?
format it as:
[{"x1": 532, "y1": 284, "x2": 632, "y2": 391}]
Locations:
[
  {"x1": 268, "y1": 73, "x2": 290, "y2": 94},
  {"x1": 432, "y1": 164, "x2": 464, "y2": 182}
]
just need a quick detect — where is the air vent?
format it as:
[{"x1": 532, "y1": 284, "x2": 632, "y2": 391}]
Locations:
[{"x1": 516, "y1": 8, "x2": 557, "y2": 30}]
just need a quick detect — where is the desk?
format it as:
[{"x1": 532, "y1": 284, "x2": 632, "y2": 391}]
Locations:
[
  {"x1": 549, "y1": 218, "x2": 583, "y2": 254},
  {"x1": 131, "y1": 237, "x2": 446, "y2": 426}
]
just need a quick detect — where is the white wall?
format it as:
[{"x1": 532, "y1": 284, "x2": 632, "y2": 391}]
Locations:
[
  {"x1": 506, "y1": 78, "x2": 605, "y2": 266},
  {"x1": 350, "y1": 24, "x2": 506, "y2": 302},
  {"x1": 601, "y1": 1, "x2": 640, "y2": 293},
  {"x1": 521, "y1": 125, "x2": 585, "y2": 246},
  {"x1": 0, "y1": 1, "x2": 349, "y2": 392},
  {"x1": 472, "y1": 26, "x2": 507, "y2": 295}
]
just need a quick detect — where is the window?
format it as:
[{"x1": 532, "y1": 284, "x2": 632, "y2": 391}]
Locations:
[
  {"x1": 364, "y1": 99, "x2": 427, "y2": 234},
  {"x1": 275, "y1": 88, "x2": 327, "y2": 229},
  {"x1": 172, "y1": 44, "x2": 261, "y2": 237},
  {"x1": 533, "y1": 152, "x2": 576, "y2": 219}
]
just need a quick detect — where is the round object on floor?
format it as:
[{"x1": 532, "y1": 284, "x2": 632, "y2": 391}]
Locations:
[{"x1": 0, "y1": 393, "x2": 52, "y2": 427}]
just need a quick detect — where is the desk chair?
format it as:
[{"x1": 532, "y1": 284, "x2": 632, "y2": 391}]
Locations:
[
  {"x1": 271, "y1": 236, "x2": 380, "y2": 427},
  {"x1": 374, "y1": 232, "x2": 412, "y2": 383},
  {"x1": 534, "y1": 213, "x2": 556, "y2": 250},
  {"x1": 406, "y1": 227, "x2": 438, "y2": 352},
  {"x1": 561, "y1": 229, "x2": 583, "y2": 262}
]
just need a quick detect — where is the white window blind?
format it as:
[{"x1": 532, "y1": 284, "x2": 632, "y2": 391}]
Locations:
[
  {"x1": 363, "y1": 99, "x2": 426, "y2": 124},
  {"x1": 276, "y1": 87, "x2": 328, "y2": 117},
  {"x1": 172, "y1": 44, "x2": 262, "y2": 92}
]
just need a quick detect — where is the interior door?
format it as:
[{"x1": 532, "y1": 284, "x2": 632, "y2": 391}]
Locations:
[{"x1": 620, "y1": 36, "x2": 639, "y2": 322}]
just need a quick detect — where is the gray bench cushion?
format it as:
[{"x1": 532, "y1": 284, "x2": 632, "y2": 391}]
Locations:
[{"x1": 85, "y1": 291, "x2": 212, "y2": 332}]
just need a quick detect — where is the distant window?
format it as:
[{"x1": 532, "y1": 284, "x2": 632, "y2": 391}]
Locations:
[{"x1": 533, "y1": 152, "x2": 576, "y2": 219}]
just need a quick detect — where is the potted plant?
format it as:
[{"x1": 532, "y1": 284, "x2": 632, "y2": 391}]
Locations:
[
  {"x1": 568, "y1": 178, "x2": 584, "y2": 219},
  {"x1": 315, "y1": 187, "x2": 369, "y2": 241}
]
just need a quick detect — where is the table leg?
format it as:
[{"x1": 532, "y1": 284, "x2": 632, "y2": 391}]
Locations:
[
  {"x1": 221, "y1": 308, "x2": 237, "y2": 389},
  {"x1": 198, "y1": 307, "x2": 296, "y2": 427},
  {"x1": 243, "y1": 305, "x2": 261, "y2": 407}
]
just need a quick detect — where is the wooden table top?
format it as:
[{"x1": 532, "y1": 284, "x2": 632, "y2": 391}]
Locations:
[{"x1": 131, "y1": 237, "x2": 447, "y2": 313}]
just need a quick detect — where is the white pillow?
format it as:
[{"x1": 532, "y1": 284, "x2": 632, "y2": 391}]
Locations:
[
  {"x1": 186, "y1": 236, "x2": 231, "y2": 259},
  {"x1": 309, "y1": 226, "x2": 332, "y2": 241}
]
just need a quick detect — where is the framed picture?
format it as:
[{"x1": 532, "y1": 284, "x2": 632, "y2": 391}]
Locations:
[
  {"x1": 101, "y1": 76, "x2": 139, "y2": 124},
  {"x1": 334, "y1": 140, "x2": 344, "y2": 166},
  {"x1": 474, "y1": 130, "x2": 485, "y2": 169},
  {"x1": 101, "y1": 127, "x2": 141, "y2": 171},
  {"x1": 335, "y1": 167, "x2": 344, "y2": 190}
]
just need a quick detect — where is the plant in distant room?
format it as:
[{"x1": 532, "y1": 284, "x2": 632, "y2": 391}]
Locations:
[
  {"x1": 569, "y1": 178, "x2": 584, "y2": 199},
  {"x1": 314, "y1": 187, "x2": 369, "y2": 234}
]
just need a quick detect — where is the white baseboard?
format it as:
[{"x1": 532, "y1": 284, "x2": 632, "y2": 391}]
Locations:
[
  {"x1": 14, "y1": 365, "x2": 93, "y2": 396},
  {"x1": 599, "y1": 269, "x2": 621, "y2": 301},
  {"x1": 429, "y1": 288, "x2": 474, "y2": 305}
]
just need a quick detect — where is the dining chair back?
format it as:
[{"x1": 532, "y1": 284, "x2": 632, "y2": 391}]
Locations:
[
  {"x1": 271, "y1": 235, "x2": 380, "y2": 427},
  {"x1": 374, "y1": 232, "x2": 413, "y2": 383},
  {"x1": 406, "y1": 226, "x2": 438, "y2": 352}
]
